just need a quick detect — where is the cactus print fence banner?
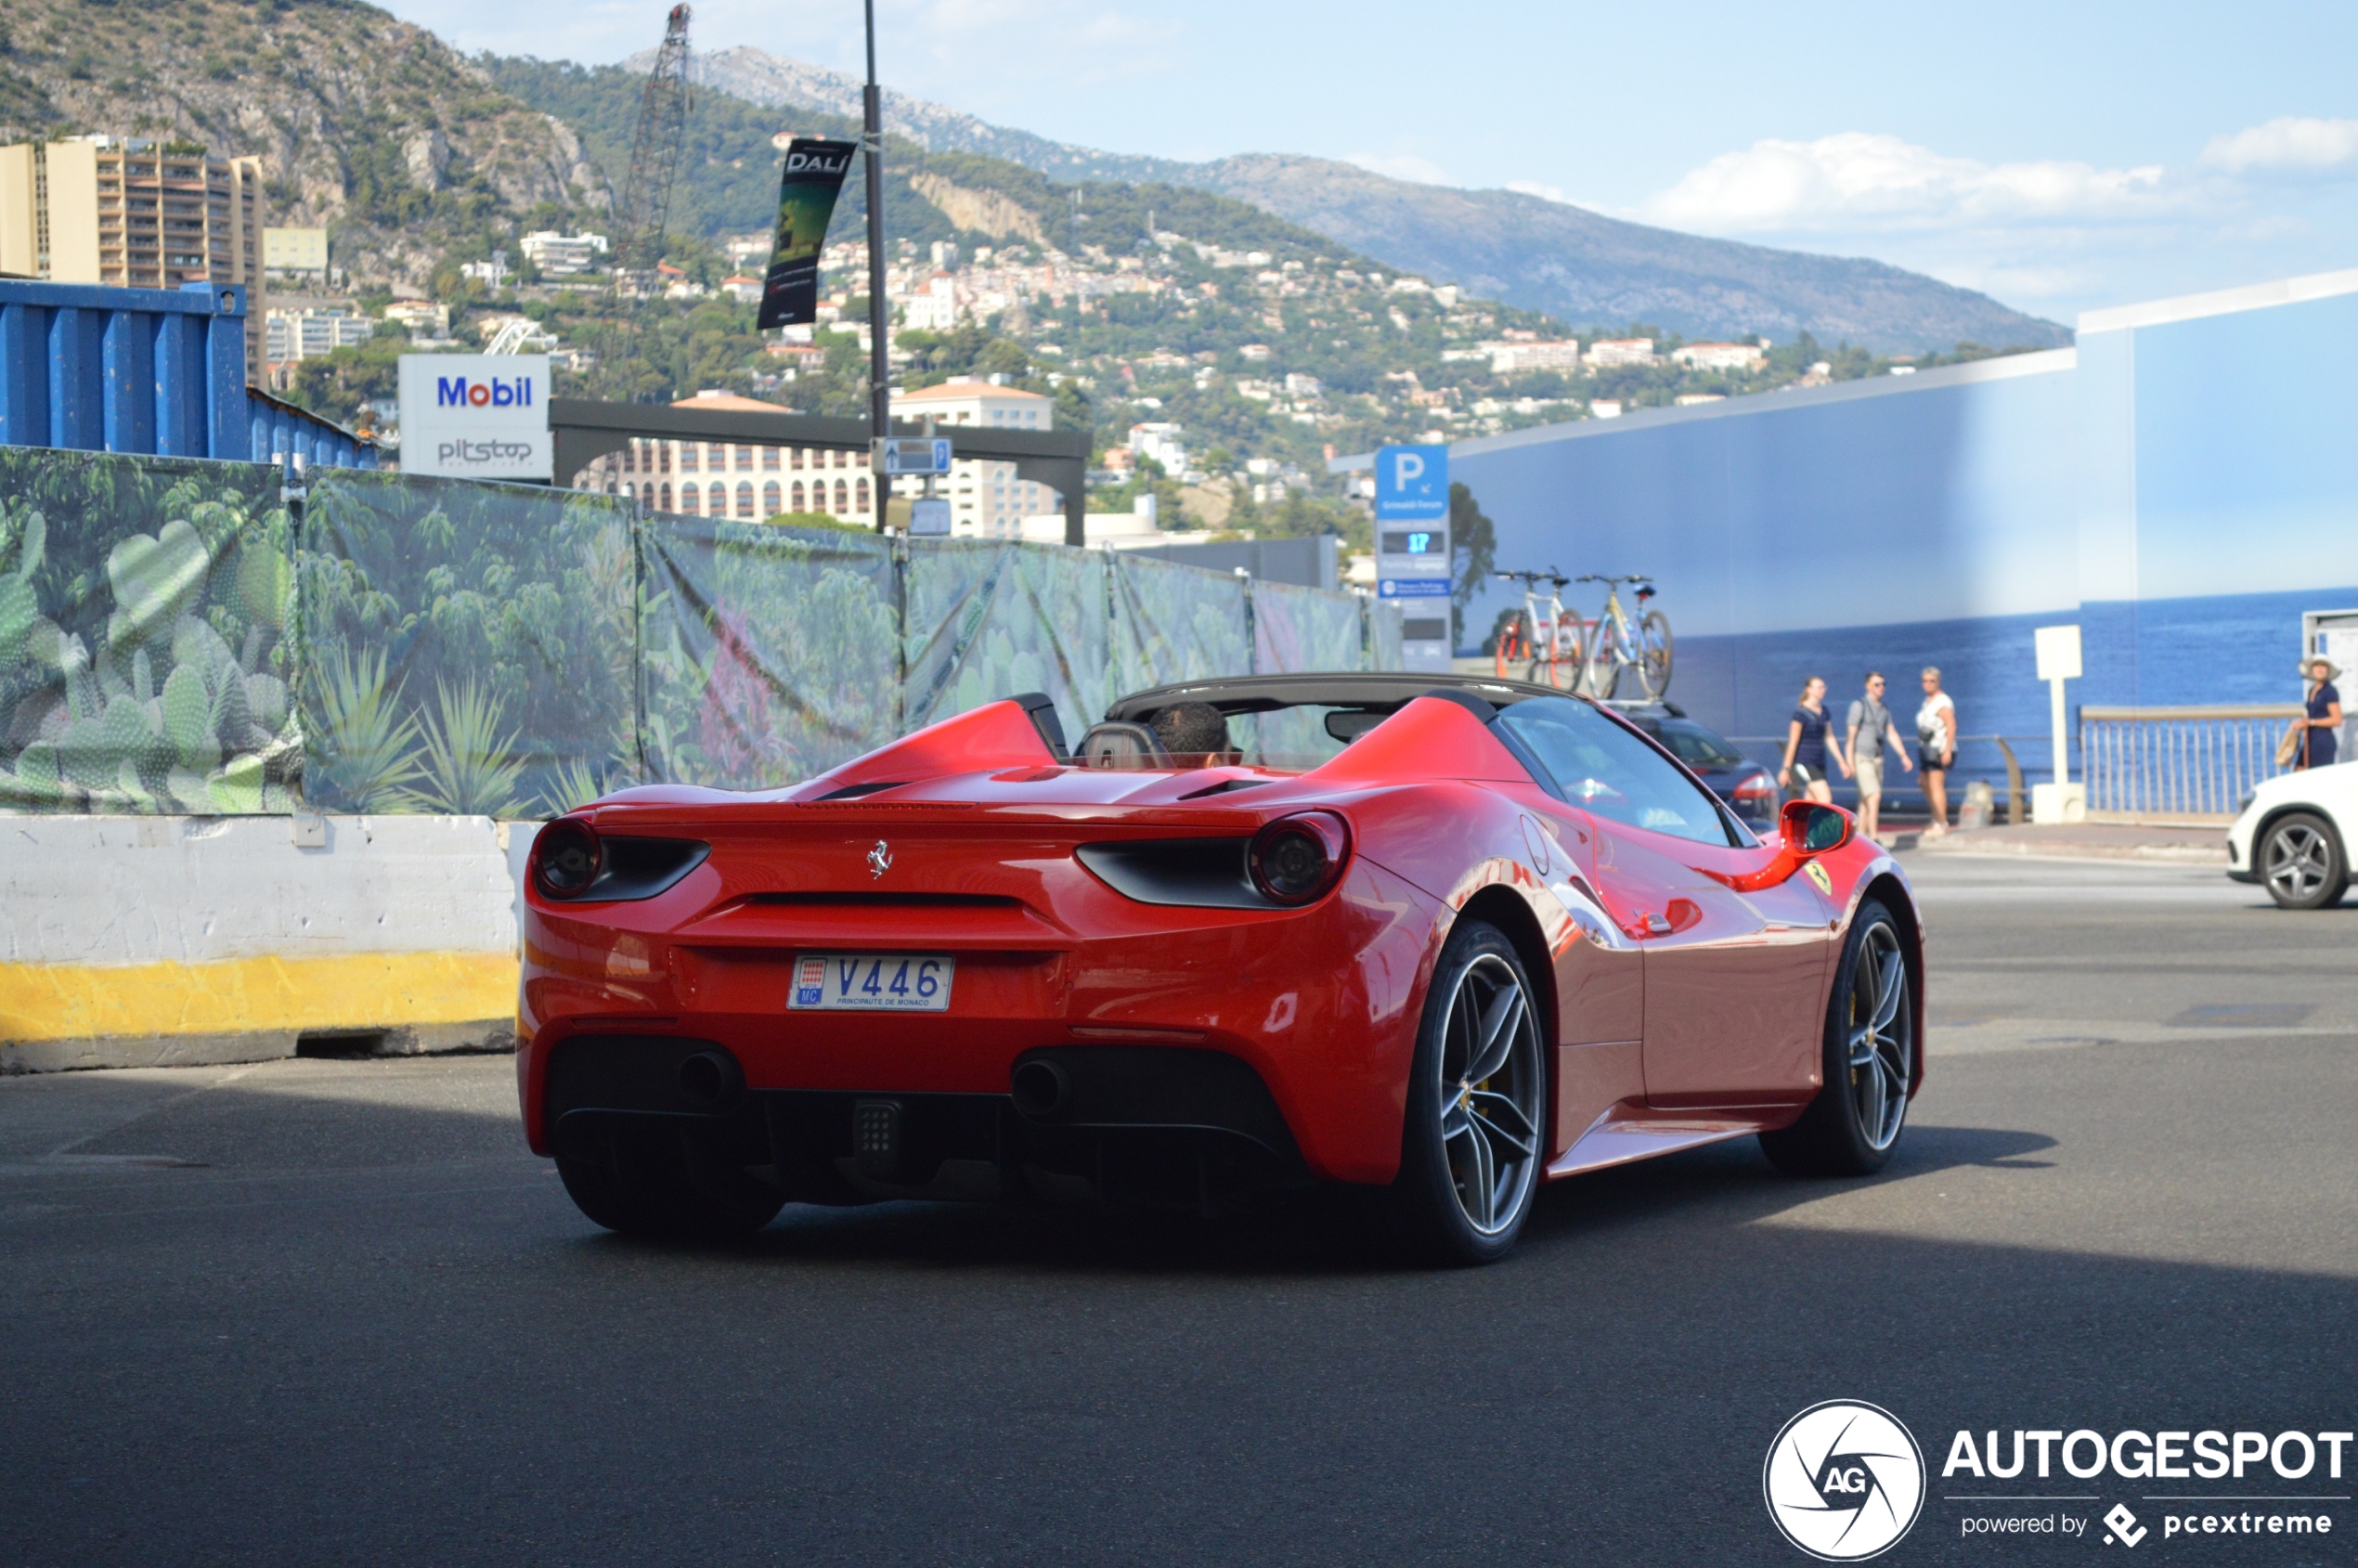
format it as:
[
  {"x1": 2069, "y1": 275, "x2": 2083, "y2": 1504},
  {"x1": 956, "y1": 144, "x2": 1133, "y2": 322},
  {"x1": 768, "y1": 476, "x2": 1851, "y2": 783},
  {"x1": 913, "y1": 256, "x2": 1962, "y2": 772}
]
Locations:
[
  {"x1": 639, "y1": 516, "x2": 899, "y2": 789},
  {"x1": 903, "y1": 540, "x2": 1112, "y2": 748},
  {"x1": 1108, "y1": 552, "x2": 1251, "y2": 695},
  {"x1": 1369, "y1": 599, "x2": 1406, "y2": 672},
  {"x1": 297, "y1": 471, "x2": 638, "y2": 817},
  {"x1": 1238, "y1": 579, "x2": 1377, "y2": 761},
  {"x1": 1, "y1": 449, "x2": 1387, "y2": 816},
  {"x1": 0, "y1": 449, "x2": 296, "y2": 814},
  {"x1": 1250, "y1": 579, "x2": 1368, "y2": 676}
]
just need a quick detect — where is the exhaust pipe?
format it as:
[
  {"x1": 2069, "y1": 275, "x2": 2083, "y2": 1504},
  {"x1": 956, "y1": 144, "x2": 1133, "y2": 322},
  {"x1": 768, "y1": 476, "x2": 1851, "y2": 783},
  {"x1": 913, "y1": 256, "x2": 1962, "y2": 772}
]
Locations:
[
  {"x1": 677, "y1": 1049, "x2": 745, "y2": 1108},
  {"x1": 1010, "y1": 1057, "x2": 1071, "y2": 1119}
]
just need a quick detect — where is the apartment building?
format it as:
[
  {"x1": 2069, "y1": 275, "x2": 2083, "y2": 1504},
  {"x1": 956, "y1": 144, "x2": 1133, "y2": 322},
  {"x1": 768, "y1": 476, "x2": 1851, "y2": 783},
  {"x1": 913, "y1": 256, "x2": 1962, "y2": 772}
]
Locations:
[
  {"x1": 573, "y1": 392, "x2": 877, "y2": 525},
  {"x1": 889, "y1": 380, "x2": 1055, "y2": 539},
  {"x1": 382, "y1": 300, "x2": 452, "y2": 342},
  {"x1": 1670, "y1": 342, "x2": 1768, "y2": 372},
  {"x1": 0, "y1": 136, "x2": 266, "y2": 379},
  {"x1": 1586, "y1": 338, "x2": 1659, "y2": 369},
  {"x1": 519, "y1": 230, "x2": 609, "y2": 276},
  {"x1": 265, "y1": 306, "x2": 373, "y2": 367},
  {"x1": 1487, "y1": 340, "x2": 1584, "y2": 375}
]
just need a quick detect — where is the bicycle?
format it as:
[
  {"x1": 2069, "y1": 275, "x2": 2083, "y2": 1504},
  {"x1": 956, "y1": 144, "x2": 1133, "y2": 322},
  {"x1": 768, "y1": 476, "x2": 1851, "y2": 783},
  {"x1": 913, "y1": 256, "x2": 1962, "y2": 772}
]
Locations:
[
  {"x1": 1493, "y1": 569, "x2": 1583, "y2": 690},
  {"x1": 1575, "y1": 574, "x2": 1673, "y2": 700}
]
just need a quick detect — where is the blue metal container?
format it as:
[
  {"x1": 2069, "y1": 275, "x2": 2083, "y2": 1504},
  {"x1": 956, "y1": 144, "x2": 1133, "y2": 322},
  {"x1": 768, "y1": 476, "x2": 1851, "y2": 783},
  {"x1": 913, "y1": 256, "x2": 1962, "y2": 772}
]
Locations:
[{"x1": 0, "y1": 279, "x2": 378, "y2": 469}]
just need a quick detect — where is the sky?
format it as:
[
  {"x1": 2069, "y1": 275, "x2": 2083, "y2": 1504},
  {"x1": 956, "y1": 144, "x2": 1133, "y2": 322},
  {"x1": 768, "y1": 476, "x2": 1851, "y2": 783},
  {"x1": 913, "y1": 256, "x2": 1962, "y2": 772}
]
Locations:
[{"x1": 386, "y1": 0, "x2": 2358, "y2": 325}]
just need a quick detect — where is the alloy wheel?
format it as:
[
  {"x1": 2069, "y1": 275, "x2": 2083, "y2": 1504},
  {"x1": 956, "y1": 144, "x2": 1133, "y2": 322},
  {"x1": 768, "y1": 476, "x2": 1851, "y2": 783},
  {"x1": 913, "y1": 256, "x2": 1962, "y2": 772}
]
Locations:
[
  {"x1": 2266, "y1": 823, "x2": 2332, "y2": 903},
  {"x1": 1845, "y1": 922, "x2": 1911, "y2": 1152},
  {"x1": 1435, "y1": 953, "x2": 1544, "y2": 1235}
]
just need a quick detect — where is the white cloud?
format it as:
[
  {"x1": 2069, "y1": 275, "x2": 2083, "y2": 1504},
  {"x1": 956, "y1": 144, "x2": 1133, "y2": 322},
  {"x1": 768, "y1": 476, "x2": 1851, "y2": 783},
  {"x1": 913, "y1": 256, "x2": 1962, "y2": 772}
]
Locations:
[
  {"x1": 1640, "y1": 132, "x2": 2171, "y2": 236},
  {"x1": 1505, "y1": 179, "x2": 1567, "y2": 204},
  {"x1": 2198, "y1": 116, "x2": 2358, "y2": 175},
  {"x1": 1618, "y1": 126, "x2": 2358, "y2": 322}
]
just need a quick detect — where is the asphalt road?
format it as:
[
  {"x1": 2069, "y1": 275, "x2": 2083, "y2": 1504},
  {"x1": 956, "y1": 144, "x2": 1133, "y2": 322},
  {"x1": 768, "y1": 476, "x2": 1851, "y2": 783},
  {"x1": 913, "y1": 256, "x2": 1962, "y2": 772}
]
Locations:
[{"x1": 3, "y1": 853, "x2": 2353, "y2": 1566}]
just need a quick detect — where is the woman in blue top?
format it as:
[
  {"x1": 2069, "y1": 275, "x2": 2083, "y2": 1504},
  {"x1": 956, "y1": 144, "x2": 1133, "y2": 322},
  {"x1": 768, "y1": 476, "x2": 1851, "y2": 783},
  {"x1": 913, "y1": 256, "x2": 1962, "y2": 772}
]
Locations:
[
  {"x1": 2298, "y1": 657, "x2": 2342, "y2": 769},
  {"x1": 1779, "y1": 676, "x2": 1847, "y2": 804}
]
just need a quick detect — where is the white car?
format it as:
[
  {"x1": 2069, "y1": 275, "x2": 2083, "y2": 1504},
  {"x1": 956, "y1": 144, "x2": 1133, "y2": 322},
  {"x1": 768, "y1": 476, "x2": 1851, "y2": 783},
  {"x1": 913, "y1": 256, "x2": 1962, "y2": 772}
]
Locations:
[{"x1": 2228, "y1": 764, "x2": 2356, "y2": 908}]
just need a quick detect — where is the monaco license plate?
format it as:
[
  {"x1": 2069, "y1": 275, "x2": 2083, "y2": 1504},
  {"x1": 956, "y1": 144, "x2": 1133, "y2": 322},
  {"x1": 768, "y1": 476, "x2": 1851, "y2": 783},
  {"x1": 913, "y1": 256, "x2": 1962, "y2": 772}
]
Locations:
[{"x1": 790, "y1": 954, "x2": 954, "y2": 1012}]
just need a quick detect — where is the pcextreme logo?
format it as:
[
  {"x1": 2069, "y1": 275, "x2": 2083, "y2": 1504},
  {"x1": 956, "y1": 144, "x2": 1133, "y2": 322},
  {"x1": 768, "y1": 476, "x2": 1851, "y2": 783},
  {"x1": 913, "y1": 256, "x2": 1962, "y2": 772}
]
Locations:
[{"x1": 1765, "y1": 1401, "x2": 1928, "y2": 1561}]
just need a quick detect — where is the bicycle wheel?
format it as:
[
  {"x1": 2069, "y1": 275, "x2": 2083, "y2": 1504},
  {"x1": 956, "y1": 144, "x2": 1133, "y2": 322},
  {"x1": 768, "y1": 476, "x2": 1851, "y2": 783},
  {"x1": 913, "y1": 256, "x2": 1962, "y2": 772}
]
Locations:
[
  {"x1": 1553, "y1": 616, "x2": 1586, "y2": 690},
  {"x1": 1636, "y1": 610, "x2": 1674, "y2": 698},
  {"x1": 1495, "y1": 621, "x2": 1525, "y2": 680},
  {"x1": 1583, "y1": 616, "x2": 1621, "y2": 699}
]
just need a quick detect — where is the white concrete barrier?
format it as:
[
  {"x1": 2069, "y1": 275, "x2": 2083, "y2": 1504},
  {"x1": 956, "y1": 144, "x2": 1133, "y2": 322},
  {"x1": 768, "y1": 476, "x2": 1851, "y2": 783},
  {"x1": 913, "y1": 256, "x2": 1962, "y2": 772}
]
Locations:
[{"x1": 1, "y1": 814, "x2": 540, "y2": 1072}]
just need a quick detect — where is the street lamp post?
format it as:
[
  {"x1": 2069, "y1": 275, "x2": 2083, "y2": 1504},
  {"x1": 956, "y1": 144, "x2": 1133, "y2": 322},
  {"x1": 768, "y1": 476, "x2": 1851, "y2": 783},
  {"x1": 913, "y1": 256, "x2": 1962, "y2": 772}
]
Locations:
[{"x1": 862, "y1": 0, "x2": 891, "y2": 529}]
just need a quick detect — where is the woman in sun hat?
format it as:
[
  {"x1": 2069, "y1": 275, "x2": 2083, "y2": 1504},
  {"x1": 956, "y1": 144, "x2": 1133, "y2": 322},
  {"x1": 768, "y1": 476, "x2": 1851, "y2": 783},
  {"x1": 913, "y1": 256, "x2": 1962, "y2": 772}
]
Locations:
[{"x1": 2295, "y1": 656, "x2": 2343, "y2": 769}]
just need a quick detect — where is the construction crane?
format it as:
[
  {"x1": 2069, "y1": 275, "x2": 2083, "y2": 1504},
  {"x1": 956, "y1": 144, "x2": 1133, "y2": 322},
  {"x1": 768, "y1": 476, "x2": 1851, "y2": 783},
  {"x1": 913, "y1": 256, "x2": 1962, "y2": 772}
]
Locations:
[{"x1": 613, "y1": 4, "x2": 693, "y2": 280}]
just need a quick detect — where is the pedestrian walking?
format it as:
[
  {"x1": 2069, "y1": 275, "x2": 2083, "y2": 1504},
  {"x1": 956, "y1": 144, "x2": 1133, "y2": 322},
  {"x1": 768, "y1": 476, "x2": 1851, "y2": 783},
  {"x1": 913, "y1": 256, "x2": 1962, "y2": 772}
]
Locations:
[
  {"x1": 2294, "y1": 657, "x2": 2343, "y2": 770},
  {"x1": 1780, "y1": 676, "x2": 1846, "y2": 805},
  {"x1": 1916, "y1": 667, "x2": 1958, "y2": 837},
  {"x1": 1846, "y1": 671, "x2": 1914, "y2": 842}
]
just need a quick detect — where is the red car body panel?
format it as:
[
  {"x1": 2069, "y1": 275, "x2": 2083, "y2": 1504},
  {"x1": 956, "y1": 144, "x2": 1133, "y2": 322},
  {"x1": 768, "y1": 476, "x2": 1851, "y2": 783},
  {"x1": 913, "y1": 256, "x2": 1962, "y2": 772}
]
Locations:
[{"x1": 518, "y1": 692, "x2": 1924, "y2": 1192}]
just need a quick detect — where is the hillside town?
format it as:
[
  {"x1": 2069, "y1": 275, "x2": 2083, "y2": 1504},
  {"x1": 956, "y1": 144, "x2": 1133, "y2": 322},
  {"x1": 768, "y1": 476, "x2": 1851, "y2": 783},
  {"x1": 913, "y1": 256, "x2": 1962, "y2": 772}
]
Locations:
[{"x1": 0, "y1": 127, "x2": 1974, "y2": 543}]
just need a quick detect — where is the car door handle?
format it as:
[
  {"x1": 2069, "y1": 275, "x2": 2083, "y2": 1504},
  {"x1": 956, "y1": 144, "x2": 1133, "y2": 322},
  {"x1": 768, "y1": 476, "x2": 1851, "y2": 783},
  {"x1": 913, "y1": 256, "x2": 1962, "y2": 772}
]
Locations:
[{"x1": 1643, "y1": 913, "x2": 1673, "y2": 937}]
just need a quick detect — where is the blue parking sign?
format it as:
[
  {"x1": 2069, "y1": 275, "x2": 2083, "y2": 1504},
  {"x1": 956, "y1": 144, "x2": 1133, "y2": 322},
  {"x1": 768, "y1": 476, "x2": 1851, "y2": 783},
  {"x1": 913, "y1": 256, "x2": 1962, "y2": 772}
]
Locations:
[{"x1": 1374, "y1": 444, "x2": 1449, "y2": 521}]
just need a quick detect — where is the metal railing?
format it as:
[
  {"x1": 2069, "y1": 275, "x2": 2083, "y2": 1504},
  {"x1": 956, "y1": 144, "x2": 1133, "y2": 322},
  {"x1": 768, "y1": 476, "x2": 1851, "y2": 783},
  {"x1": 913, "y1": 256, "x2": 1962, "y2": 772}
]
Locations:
[{"x1": 2079, "y1": 705, "x2": 2302, "y2": 824}]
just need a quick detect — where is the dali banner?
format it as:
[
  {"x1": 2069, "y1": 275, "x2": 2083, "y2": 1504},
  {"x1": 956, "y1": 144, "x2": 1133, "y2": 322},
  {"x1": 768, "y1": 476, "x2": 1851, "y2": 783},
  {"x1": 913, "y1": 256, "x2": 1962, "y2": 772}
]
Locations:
[{"x1": 757, "y1": 137, "x2": 858, "y2": 330}]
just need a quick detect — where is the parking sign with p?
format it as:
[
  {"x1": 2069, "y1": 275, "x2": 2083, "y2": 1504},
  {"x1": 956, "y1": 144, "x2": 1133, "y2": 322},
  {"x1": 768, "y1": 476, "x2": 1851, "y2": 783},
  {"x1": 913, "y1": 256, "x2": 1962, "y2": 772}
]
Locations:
[{"x1": 1375, "y1": 444, "x2": 1449, "y2": 521}]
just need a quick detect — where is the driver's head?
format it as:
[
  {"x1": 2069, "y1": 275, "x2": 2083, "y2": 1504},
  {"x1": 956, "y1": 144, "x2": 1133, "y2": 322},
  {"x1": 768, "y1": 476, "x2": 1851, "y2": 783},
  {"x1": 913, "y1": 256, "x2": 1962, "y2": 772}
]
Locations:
[{"x1": 1150, "y1": 702, "x2": 1230, "y2": 758}]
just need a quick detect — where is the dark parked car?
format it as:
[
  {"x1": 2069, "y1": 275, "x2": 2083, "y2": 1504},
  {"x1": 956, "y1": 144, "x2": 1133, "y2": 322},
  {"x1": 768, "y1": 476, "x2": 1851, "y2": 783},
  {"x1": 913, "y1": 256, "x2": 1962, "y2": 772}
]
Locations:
[{"x1": 1613, "y1": 702, "x2": 1780, "y2": 828}]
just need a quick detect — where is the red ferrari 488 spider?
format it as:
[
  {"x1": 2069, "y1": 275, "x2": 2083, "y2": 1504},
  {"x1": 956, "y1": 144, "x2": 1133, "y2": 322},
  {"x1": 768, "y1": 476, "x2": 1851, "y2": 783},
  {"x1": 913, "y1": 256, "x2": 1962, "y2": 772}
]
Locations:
[{"x1": 519, "y1": 674, "x2": 1923, "y2": 1263}]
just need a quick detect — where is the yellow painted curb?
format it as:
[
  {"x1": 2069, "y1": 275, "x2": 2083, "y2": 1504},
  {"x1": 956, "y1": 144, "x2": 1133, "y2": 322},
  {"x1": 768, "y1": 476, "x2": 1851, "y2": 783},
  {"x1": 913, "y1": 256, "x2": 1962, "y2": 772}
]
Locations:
[{"x1": 0, "y1": 952, "x2": 521, "y2": 1043}]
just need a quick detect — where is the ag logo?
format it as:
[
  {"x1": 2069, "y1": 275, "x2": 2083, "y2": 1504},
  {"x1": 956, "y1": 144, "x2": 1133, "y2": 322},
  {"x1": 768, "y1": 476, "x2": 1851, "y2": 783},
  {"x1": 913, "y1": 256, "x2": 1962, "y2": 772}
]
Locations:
[
  {"x1": 1763, "y1": 1400, "x2": 1925, "y2": 1561},
  {"x1": 1804, "y1": 861, "x2": 1834, "y2": 896}
]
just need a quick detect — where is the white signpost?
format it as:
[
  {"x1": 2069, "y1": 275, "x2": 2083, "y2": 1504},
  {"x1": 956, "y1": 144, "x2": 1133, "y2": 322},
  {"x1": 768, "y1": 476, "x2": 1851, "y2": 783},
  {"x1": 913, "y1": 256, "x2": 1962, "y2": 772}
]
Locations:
[
  {"x1": 2032, "y1": 624, "x2": 2085, "y2": 823},
  {"x1": 396, "y1": 354, "x2": 553, "y2": 481}
]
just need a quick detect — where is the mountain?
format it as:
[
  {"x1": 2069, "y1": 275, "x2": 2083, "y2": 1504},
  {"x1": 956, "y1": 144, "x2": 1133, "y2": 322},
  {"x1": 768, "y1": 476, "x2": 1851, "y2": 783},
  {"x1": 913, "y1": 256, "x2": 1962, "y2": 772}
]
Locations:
[
  {"x1": 1185, "y1": 156, "x2": 2070, "y2": 351},
  {"x1": 668, "y1": 45, "x2": 2068, "y2": 353},
  {"x1": 486, "y1": 57, "x2": 1337, "y2": 267},
  {"x1": 670, "y1": 45, "x2": 1192, "y2": 188},
  {"x1": 0, "y1": 0, "x2": 602, "y2": 285}
]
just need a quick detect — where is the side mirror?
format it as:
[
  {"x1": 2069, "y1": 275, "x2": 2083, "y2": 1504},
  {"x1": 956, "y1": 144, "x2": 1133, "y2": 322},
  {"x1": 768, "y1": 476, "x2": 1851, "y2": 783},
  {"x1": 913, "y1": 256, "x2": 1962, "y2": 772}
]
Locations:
[{"x1": 1781, "y1": 798, "x2": 1853, "y2": 854}]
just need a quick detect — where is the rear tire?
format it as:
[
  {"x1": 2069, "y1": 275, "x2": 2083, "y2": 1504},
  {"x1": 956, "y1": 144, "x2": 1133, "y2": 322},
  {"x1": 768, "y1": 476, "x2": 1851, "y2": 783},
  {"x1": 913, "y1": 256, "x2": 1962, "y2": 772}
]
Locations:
[
  {"x1": 1760, "y1": 900, "x2": 1912, "y2": 1177},
  {"x1": 1637, "y1": 610, "x2": 1674, "y2": 698},
  {"x1": 2261, "y1": 812, "x2": 2348, "y2": 910},
  {"x1": 557, "y1": 1123, "x2": 785, "y2": 1241},
  {"x1": 1392, "y1": 920, "x2": 1548, "y2": 1264}
]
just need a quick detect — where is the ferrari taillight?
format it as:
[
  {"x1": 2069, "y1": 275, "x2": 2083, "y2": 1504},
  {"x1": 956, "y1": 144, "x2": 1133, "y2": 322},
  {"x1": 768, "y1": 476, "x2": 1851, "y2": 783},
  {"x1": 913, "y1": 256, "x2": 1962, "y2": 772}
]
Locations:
[
  {"x1": 1249, "y1": 811, "x2": 1351, "y2": 906},
  {"x1": 532, "y1": 819, "x2": 603, "y2": 900}
]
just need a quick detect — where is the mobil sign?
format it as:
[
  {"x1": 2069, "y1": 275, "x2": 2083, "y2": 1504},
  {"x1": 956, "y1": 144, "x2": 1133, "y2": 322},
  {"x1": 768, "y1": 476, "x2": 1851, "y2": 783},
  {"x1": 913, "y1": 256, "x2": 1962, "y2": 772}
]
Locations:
[{"x1": 397, "y1": 354, "x2": 552, "y2": 481}]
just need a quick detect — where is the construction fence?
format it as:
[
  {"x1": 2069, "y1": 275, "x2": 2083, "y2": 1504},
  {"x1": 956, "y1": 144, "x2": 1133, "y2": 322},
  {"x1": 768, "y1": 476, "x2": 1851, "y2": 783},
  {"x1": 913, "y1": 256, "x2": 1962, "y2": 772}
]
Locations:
[{"x1": 0, "y1": 448, "x2": 1403, "y2": 817}]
